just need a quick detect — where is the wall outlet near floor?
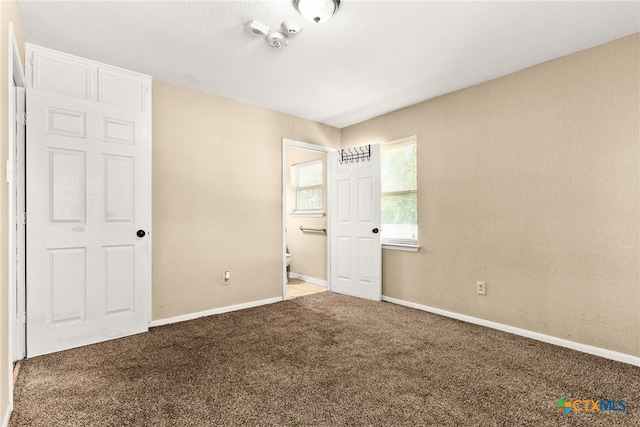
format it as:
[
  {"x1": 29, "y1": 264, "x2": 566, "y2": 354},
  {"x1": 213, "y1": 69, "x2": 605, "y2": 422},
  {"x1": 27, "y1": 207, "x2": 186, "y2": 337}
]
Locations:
[
  {"x1": 476, "y1": 281, "x2": 486, "y2": 295},
  {"x1": 223, "y1": 271, "x2": 231, "y2": 285}
]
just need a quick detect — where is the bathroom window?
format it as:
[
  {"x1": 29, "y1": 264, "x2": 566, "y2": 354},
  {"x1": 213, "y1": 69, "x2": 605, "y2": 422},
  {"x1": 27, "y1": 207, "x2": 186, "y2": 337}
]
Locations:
[
  {"x1": 381, "y1": 137, "x2": 418, "y2": 249},
  {"x1": 292, "y1": 159, "x2": 323, "y2": 215}
]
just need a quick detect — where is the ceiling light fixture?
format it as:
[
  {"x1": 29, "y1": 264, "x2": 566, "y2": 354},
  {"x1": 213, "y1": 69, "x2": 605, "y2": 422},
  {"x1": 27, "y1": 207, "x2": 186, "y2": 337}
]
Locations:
[{"x1": 292, "y1": 0, "x2": 340, "y2": 24}]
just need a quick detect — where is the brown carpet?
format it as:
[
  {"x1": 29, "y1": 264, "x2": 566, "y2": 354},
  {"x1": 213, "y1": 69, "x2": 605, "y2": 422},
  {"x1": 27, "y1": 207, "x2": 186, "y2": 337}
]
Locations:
[{"x1": 10, "y1": 292, "x2": 640, "y2": 426}]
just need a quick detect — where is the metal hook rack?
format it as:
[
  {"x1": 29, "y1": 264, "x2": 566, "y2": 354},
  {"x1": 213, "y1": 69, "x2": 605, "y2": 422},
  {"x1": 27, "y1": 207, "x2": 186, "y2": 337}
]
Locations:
[{"x1": 338, "y1": 144, "x2": 371, "y2": 164}]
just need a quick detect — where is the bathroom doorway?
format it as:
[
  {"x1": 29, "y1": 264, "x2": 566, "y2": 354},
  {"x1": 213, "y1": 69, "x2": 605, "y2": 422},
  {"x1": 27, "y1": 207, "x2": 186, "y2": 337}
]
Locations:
[{"x1": 281, "y1": 139, "x2": 333, "y2": 300}]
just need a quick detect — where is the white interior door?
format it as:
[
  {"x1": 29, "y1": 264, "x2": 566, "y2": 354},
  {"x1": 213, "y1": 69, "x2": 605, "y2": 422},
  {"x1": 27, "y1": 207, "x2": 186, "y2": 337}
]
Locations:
[
  {"x1": 26, "y1": 88, "x2": 151, "y2": 357},
  {"x1": 329, "y1": 144, "x2": 381, "y2": 301}
]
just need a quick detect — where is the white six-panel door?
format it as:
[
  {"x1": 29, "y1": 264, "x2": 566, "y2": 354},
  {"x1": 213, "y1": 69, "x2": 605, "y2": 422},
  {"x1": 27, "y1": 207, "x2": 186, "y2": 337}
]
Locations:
[
  {"x1": 26, "y1": 88, "x2": 151, "y2": 357},
  {"x1": 330, "y1": 144, "x2": 382, "y2": 301}
]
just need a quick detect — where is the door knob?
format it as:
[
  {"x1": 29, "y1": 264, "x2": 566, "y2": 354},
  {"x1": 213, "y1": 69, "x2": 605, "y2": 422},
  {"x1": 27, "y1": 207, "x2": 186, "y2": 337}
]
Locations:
[
  {"x1": 136, "y1": 230, "x2": 146, "y2": 238},
  {"x1": 372, "y1": 228, "x2": 379, "y2": 234}
]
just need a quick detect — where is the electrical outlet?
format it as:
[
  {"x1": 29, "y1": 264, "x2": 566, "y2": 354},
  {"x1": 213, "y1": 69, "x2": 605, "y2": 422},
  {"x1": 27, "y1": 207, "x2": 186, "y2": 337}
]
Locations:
[
  {"x1": 223, "y1": 271, "x2": 231, "y2": 285},
  {"x1": 476, "y1": 281, "x2": 486, "y2": 295}
]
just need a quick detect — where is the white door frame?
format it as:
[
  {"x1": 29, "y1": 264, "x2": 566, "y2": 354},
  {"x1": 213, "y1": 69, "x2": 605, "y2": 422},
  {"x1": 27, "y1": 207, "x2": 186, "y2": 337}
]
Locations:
[
  {"x1": 281, "y1": 138, "x2": 335, "y2": 299},
  {"x1": 7, "y1": 21, "x2": 26, "y2": 409}
]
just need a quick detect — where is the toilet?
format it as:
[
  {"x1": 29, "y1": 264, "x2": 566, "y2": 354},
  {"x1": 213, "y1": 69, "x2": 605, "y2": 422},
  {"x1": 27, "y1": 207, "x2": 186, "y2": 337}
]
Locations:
[{"x1": 286, "y1": 253, "x2": 291, "y2": 267}]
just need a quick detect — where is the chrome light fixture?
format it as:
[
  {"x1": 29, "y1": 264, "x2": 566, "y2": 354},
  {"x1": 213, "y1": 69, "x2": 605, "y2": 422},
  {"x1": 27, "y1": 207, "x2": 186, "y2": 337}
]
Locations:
[{"x1": 292, "y1": 0, "x2": 340, "y2": 24}]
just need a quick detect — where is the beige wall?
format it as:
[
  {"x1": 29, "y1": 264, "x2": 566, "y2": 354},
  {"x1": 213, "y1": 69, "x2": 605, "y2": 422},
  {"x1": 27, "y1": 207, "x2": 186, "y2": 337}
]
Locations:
[
  {"x1": 0, "y1": 0, "x2": 24, "y2": 416},
  {"x1": 341, "y1": 34, "x2": 640, "y2": 357},
  {"x1": 0, "y1": 12, "x2": 636, "y2": 421},
  {"x1": 286, "y1": 146, "x2": 327, "y2": 281},
  {"x1": 152, "y1": 81, "x2": 339, "y2": 320}
]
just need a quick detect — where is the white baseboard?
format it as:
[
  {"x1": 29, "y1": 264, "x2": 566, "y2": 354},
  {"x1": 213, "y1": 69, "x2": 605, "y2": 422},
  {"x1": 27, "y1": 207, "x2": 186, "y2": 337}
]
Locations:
[
  {"x1": 382, "y1": 295, "x2": 640, "y2": 367},
  {"x1": 2, "y1": 404, "x2": 11, "y2": 427},
  {"x1": 149, "y1": 297, "x2": 282, "y2": 328},
  {"x1": 288, "y1": 272, "x2": 327, "y2": 288}
]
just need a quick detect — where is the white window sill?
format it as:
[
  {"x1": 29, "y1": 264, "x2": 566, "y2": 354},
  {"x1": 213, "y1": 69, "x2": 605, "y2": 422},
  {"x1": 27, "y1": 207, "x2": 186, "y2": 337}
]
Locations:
[
  {"x1": 289, "y1": 211, "x2": 325, "y2": 218},
  {"x1": 382, "y1": 243, "x2": 420, "y2": 252}
]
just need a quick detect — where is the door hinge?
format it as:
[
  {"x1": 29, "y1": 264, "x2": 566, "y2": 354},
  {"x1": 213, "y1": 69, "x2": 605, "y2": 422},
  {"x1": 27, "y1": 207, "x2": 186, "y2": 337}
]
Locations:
[
  {"x1": 22, "y1": 212, "x2": 27, "y2": 225},
  {"x1": 18, "y1": 311, "x2": 26, "y2": 325},
  {"x1": 20, "y1": 112, "x2": 26, "y2": 126}
]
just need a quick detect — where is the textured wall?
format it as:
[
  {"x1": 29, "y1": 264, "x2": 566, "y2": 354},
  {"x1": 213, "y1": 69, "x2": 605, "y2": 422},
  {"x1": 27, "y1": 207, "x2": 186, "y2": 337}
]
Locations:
[
  {"x1": 152, "y1": 81, "x2": 339, "y2": 320},
  {"x1": 341, "y1": 34, "x2": 640, "y2": 356},
  {"x1": 286, "y1": 146, "x2": 328, "y2": 282}
]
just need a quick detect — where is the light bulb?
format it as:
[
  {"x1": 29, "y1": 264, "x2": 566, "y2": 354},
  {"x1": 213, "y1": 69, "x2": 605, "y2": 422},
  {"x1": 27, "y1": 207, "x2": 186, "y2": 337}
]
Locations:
[{"x1": 293, "y1": 0, "x2": 340, "y2": 24}]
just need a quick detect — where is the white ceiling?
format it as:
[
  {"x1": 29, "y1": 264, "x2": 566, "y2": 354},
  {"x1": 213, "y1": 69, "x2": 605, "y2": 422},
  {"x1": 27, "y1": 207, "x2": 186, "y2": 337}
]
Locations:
[{"x1": 17, "y1": 1, "x2": 640, "y2": 128}]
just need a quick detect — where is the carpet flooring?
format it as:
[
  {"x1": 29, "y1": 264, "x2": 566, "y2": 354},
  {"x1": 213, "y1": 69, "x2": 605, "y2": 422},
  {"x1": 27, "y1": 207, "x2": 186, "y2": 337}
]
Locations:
[{"x1": 9, "y1": 292, "x2": 640, "y2": 426}]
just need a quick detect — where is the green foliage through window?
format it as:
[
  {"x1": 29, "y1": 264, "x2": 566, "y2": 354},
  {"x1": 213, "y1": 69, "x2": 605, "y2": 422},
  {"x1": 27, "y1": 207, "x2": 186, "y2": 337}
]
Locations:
[
  {"x1": 381, "y1": 138, "x2": 417, "y2": 244},
  {"x1": 293, "y1": 160, "x2": 323, "y2": 212}
]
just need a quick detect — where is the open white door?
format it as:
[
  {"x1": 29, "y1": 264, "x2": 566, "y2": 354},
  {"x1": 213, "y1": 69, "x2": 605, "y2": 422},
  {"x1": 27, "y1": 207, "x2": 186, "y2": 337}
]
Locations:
[
  {"x1": 26, "y1": 88, "x2": 151, "y2": 357},
  {"x1": 329, "y1": 144, "x2": 381, "y2": 301}
]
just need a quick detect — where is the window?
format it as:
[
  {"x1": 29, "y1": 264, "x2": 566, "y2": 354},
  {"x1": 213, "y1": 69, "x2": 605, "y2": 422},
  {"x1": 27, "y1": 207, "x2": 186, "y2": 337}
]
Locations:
[
  {"x1": 381, "y1": 137, "x2": 418, "y2": 248},
  {"x1": 292, "y1": 159, "x2": 323, "y2": 215}
]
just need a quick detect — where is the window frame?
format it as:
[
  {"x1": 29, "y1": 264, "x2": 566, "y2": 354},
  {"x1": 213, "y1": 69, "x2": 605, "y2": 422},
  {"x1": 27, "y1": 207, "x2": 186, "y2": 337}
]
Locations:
[
  {"x1": 290, "y1": 158, "x2": 324, "y2": 217},
  {"x1": 380, "y1": 137, "x2": 419, "y2": 251}
]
